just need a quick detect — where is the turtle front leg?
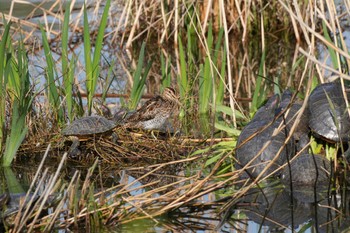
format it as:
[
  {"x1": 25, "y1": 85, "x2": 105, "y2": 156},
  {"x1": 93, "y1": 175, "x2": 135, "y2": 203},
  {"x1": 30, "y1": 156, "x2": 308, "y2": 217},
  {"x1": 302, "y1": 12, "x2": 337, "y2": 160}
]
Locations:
[
  {"x1": 68, "y1": 136, "x2": 81, "y2": 158},
  {"x1": 111, "y1": 132, "x2": 118, "y2": 143}
]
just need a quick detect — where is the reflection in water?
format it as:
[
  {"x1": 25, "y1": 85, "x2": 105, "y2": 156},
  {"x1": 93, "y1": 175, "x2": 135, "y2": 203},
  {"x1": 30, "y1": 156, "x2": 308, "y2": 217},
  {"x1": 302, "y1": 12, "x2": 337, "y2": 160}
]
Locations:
[
  {"x1": 221, "y1": 179, "x2": 347, "y2": 232},
  {"x1": 0, "y1": 155, "x2": 349, "y2": 232},
  {"x1": 281, "y1": 153, "x2": 332, "y2": 203}
]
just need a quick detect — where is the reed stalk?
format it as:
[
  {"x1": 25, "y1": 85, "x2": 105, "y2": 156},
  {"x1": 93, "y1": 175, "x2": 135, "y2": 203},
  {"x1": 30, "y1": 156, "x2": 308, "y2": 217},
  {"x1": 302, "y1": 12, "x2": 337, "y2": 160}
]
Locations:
[
  {"x1": 40, "y1": 24, "x2": 65, "y2": 124},
  {"x1": 84, "y1": 0, "x2": 111, "y2": 115},
  {"x1": 62, "y1": 1, "x2": 75, "y2": 122},
  {"x1": 128, "y1": 42, "x2": 152, "y2": 109},
  {"x1": 1, "y1": 26, "x2": 34, "y2": 166},
  {"x1": 0, "y1": 20, "x2": 11, "y2": 154}
]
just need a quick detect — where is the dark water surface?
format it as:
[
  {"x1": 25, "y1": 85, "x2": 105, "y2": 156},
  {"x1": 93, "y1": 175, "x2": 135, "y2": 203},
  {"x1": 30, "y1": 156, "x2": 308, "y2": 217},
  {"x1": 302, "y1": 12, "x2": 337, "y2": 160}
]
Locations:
[{"x1": 0, "y1": 156, "x2": 347, "y2": 232}]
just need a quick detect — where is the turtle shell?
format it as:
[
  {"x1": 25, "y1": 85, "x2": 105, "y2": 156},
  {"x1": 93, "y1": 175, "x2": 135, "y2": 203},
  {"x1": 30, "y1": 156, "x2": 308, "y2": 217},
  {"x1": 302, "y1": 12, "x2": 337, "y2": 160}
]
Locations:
[
  {"x1": 308, "y1": 82, "x2": 350, "y2": 142},
  {"x1": 236, "y1": 94, "x2": 295, "y2": 178},
  {"x1": 279, "y1": 90, "x2": 310, "y2": 150},
  {"x1": 61, "y1": 116, "x2": 116, "y2": 136}
]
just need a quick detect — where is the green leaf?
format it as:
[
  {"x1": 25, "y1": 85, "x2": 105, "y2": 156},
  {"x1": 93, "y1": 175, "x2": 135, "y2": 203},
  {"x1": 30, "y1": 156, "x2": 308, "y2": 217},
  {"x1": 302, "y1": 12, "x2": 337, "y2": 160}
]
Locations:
[{"x1": 215, "y1": 122, "x2": 241, "y2": 136}]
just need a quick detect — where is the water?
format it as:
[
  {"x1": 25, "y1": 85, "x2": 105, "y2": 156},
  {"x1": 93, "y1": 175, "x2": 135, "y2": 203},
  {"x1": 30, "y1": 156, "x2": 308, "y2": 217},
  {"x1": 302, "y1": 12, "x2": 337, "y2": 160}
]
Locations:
[{"x1": 0, "y1": 0, "x2": 128, "y2": 114}]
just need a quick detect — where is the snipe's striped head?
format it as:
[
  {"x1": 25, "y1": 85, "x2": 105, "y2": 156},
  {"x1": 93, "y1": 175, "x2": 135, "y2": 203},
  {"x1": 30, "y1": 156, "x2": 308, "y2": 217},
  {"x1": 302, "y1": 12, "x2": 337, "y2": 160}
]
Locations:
[{"x1": 162, "y1": 87, "x2": 179, "y2": 103}]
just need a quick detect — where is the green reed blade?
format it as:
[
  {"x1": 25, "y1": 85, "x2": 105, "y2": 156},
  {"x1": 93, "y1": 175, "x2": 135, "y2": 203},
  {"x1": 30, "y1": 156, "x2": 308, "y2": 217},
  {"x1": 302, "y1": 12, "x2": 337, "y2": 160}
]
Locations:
[
  {"x1": 62, "y1": 1, "x2": 74, "y2": 121},
  {"x1": 0, "y1": 20, "x2": 11, "y2": 152},
  {"x1": 0, "y1": 20, "x2": 11, "y2": 85},
  {"x1": 102, "y1": 59, "x2": 115, "y2": 102},
  {"x1": 199, "y1": 57, "x2": 212, "y2": 113},
  {"x1": 129, "y1": 42, "x2": 149, "y2": 110},
  {"x1": 84, "y1": 0, "x2": 111, "y2": 115},
  {"x1": 213, "y1": 27, "x2": 224, "y2": 105},
  {"x1": 251, "y1": 49, "x2": 267, "y2": 116},
  {"x1": 322, "y1": 21, "x2": 338, "y2": 70},
  {"x1": 40, "y1": 24, "x2": 64, "y2": 123},
  {"x1": 178, "y1": 37, "x2": 187, "y2": 117},
  {"x1": 83, "y1": 3, "x2": 92, "y2": 115},
  {"x1": 3, "y1": 40, "x2": 33, "y2": 166},
  {"x1": 215, "y1": 104, "x2": 245, "y2": 119},
  {"x1": 160, "y1": 53, "x2": 171, "y2": 91},
  {"x1": 216, "y1": 43, "x2": 226, "y2": 105},
  {"x1": 199, "y1": 22, "x2": 213, "y2": 114}
]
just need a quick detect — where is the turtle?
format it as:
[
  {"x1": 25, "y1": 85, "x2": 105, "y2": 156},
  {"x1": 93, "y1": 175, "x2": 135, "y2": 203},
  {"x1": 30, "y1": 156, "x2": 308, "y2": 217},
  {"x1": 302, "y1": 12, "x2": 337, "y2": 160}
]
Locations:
[
  {"x1": 235, "y1": 94, "x2": 295, "y2": 178},
  {"x1": 281, "y1": 153, "x2": 331, "y2": 203},
  {"x1": 278, "y1": 90, "x2": 310, "y2": 151},
  {"x1": 308, "y1": 81, "x2": 350, "y2": 142},
  {"x1": 61, "y1": 116, "x2": 118, "y2": 157}
]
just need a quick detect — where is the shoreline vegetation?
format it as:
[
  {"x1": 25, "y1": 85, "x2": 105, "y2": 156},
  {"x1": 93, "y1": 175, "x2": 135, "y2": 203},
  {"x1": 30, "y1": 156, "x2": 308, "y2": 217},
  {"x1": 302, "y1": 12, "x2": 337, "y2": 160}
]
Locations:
[{"x1": 0, "y1": 0, "x2": 349, "y2": 231}]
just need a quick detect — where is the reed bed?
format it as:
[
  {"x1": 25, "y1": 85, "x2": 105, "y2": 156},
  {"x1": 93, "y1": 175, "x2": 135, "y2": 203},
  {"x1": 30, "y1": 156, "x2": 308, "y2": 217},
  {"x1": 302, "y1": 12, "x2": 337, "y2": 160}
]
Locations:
[{"x1": 18, "y1": 128, "x2": 212, "y2": 165}]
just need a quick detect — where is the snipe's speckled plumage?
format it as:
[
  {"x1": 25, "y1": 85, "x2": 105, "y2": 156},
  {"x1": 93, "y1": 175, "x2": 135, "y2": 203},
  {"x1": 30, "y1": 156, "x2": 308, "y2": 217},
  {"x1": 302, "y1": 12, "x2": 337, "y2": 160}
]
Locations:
[{"x1": 123, "y1": 87, "x2": 180, "y2": 131}]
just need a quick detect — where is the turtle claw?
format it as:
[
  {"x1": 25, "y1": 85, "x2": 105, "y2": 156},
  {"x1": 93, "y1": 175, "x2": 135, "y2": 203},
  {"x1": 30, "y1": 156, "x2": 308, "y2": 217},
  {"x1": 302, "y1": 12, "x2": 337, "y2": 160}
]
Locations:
[
  {"x1": 67, "y1": 136, "x2": 81, "y2": 158},
  {"x1": 68, "y1": 147, "x2": 81, "y2": 159}
]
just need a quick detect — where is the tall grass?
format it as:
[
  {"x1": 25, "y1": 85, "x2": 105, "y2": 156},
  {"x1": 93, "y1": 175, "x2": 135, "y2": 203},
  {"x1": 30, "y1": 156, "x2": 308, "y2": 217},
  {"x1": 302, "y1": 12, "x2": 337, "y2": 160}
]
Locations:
[
  {"x1": 128, "y1": 42, "x2": 152, "y2": 110},
  {"x1": 39, "y1": 0, "x2": 112, "y2": 121},
  {"x1": 40, "y1": 24, "x2": 65, "y2": 124},
  {"x1": 84, "y1": 0, "x2": 111, "y2": 115},
  {"x1": 0, "y1": 20, "x2": 11, "y2": 154},
  {"x1": 62, "y1": 1, "x2": 76, "y2": 122},
  {"x1": 0, "y1": 22, "x2": 34, "y2": 166}
]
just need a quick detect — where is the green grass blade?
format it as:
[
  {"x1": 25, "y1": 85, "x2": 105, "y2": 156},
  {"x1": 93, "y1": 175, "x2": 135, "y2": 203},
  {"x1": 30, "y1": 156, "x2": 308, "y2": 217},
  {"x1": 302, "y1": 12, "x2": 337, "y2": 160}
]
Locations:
[
  {"x1": 3, "y1": 40, "x2": 33, "y2": 166},
  {"x1": 199, "y1": 58, "x2": 212, "y2": 113},
  {"x1": 251, "y1": 49, "x2": 267, "y2": 115},
  {"x1": 322, "y1": 21, "x2": 338, "y2": 69},
  {"x1": 129, "y1": 42, "x2": 148, "y2": 110},
  {"x1": 83, "y1": 3, "x2": 92, "y2": 114},
  {"x1": 0, "y1": 21, "x2": 11, "y2": 152},
  {"x1": 216, "y1": 43, "x2": 226, "y2": 105},
  {"x1": 62, "y1": 1, "x2": 74, "y2": 121},
  {"x1": 102, "y1": 59, "x2": 115, "y2": 102},
  {"x1": 40, "y1": 24, "x2": 64, "y2": 123},
  {"x1": 160, "y1": 53, "x2": 171, "y2": 91},
  {"x1": 86, "y1": 0, "x2": 111, "y2": 114},
  {"x1": 0, "y1": 20, "x2": 11, "y2": 85},
  {"x1": 214, "y1": 122, "x2": 241, "y2": 136},
  {"x1": 3, "y1": 167, "x2": 25, "y2": 193},
  {"x1": 178, "y1": 37, "x2": 187, "y2": 117}
]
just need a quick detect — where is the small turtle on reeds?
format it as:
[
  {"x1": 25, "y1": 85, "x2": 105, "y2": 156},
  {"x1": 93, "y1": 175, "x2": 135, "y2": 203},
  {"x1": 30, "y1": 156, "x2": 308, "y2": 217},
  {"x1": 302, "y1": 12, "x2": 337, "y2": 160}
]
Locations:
[{"x1": 61, "y1": 116, "x2": 118, "y2": 157}]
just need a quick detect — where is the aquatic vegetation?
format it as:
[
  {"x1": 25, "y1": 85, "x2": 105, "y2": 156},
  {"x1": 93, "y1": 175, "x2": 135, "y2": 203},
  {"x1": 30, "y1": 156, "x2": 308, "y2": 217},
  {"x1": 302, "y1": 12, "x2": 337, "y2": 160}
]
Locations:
[
  {"x1": 0, "y1": 22, "x2": 34, "y2": 166},
  {"x1": 128, "y1": 42, "x2": 151, "y2": 110},
  {"x1": 0, "y1": 0, "x2": 350, "y2": 231},
  {"x1": 84, "y1": 0, "x2": 111, "y2": 115}
]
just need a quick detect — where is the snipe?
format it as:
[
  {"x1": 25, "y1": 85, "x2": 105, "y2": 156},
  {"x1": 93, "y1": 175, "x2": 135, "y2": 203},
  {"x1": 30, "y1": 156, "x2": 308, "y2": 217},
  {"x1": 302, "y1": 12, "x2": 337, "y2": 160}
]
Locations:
[{"x1": 123, "y1": 87, "x2": 180, "y2": 131}]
